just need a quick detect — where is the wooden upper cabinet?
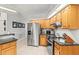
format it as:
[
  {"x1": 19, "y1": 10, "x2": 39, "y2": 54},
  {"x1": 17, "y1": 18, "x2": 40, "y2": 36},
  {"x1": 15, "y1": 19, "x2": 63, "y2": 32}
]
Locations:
[
  {"x1": 45, "y1": 20, "x2": 49, "y2": 28},
  {"x1": 32, "y1": 19, "x2": 45, "y2": 28},
  {"x1": 49, "y1": 16, "x2": 57, "y2": 28},
  {"x1": 49, "y1": 18, "x2": 54, "y2": 28},
  {"x1": 49, "y1": 4, "x2": 79, "y2": 29},
  {"x1": 39, "y1": 20, "x2": 47, "y2": 28},
  {"x1": 61, "y1": 6, "x2": 69, "y2": 28},
  {"x1": 45, "y1": 20, "x2": 53, "y2": 28},
  {"x1": 32, "y1": 20, "x2": 38, "y2": 23},
  {"x1": 61, "y1": 4, "x2": 79, "y2": 29},
  {"x1": 32, "y1": 19, "x2": 52, "y2": 29},
  {"x1": 53, "y1": 16, "x2": 57, "y2": 23},
  {"x1": 50, "y1": 16, "x2": 54, "y2": 24},
  {"x1": 32, "y1": 4, "x2": 79, "y2": 29},
  {"x1": 56, "y1": 12, "x2": 62, "y2": 22},
  {"x1": 67, "y1": 5, "x2": 79, "y2": 29}
]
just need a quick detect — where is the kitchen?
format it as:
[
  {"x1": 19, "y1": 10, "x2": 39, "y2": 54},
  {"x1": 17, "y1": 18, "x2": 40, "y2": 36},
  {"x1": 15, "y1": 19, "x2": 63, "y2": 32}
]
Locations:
[{"x1": 0, "y1": 4, "x2": 79, "y2": 55}]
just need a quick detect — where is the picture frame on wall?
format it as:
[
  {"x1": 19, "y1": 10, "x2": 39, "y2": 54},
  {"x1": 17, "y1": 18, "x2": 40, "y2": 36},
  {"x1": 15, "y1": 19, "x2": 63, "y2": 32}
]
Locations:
[
  {"x1": 18, "y1": 23, "x2": 22, "y2": 28},
  {"x1": 12, "y1": 21, "x2": 25, "y2": 28},
  {"x1": 12, "y1": 22, "x2": 18, "y2": 28},
  {"x1": 22, "y1": 24, "x2": 25, "y2": 28}
]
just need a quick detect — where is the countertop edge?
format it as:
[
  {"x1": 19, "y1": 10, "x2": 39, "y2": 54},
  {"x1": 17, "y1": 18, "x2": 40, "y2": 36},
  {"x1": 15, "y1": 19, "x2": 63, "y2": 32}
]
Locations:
[
  {"x1": 54, "y1": 40, "x2": 79, "y2": 46},
  {"x1": 0, "y1": 39, "x2": 17, "y2": 45}
]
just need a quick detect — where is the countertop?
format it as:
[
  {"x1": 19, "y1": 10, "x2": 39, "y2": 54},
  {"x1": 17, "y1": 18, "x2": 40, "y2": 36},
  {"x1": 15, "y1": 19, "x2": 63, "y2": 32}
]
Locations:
[
  {"x1": 0, "y1": 34, "x2": 15, "y2": 36},
  {"x1": 54, "y1": 29, "x2": 79, "y2": 45},
  {"x1": 54, "y1": 39, "x2": 79, "y2": 46},
  {"x1": 0, "y1": 34, "x2": 17, "y2": 44},
  {"x1": 0, "y1": 38, "x2": 17, "y2": 44}
]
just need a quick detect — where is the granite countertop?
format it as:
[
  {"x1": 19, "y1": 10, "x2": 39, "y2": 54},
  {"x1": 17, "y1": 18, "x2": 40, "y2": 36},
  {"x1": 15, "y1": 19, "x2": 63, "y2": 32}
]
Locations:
[
  {"x1": 54, "y1": 39, "x2": 79, "y2": 46},
  {"x1": 0, "y1": 34, "x2": 17, "y2": 44},
  {"x1": 0, "y1": 38, "x2": 17, "y2": 44},
  {"x1": 0, "y1": 34, "x2": 15, "y2": 36}
]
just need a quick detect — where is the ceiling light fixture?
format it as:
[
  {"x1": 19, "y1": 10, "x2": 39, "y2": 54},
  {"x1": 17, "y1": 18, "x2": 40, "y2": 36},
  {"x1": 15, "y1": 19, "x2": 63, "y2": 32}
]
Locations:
[
  {"x1": 48, "y1": 4, "x2": 68, "y2": 18},
  {"x1": 0, "y1": 6, "x2": 16, "y2": 13}
]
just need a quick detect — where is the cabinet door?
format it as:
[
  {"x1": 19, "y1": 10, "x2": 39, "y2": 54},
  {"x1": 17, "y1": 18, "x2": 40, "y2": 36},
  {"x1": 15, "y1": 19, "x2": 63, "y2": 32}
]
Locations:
[
  {"x1": 49, "y1": 18, "x2": 54, "y2": 28},
  {"x1": 60, "y1": 46, "x2": 71, "y2": 55},
  {"x1": 54, "y1": 47, "x2": 60, "y2": 55},
  {"x1": 32, "y1": 19, "x2": 48, "y2": 28},
  {"x1": 2, "y1": 46, "x2": 16, "y2": 55},
  {"x1": 50, "y1": 17, "x2": 54, "y2": 24},
  {"x1": 49, "y1": 16, "x2": 56, "y2": 28},
  {"x1": 0, "y1": 45, "x2": 2, "y2": 55},
  {"x1": 56, "y1": 12, "x2": 62, "y2": 22},
  {"x1": 68, "y1": 5, "x2": 79, "y2": 29},
  {"x1": 45, "y1": 20, "x2": 51, "y2": 28},
  {"x1": 61, "y1": 7, "x2": 69, "y2": 28},
  {"x1": 43, "y1": 20, "x2": 47, "y2": 28},
  {"x1": 72, "y1": 46, "x2": 79, "y2": 55},
  {"x1": 78, "y1": 5, "x2": 79, "y2": 28},
  {"x1": 0, "y1": 50, "x2": 1, "y2": 55},
  {"x1": 2, "y1": 41, "x2": 16, "y2": 50},
  {"x1": 39, "y1": 20, "x2": 46, "y2": 28},
  {"x1": 53, "y1": 16, "x2": 57, "y2": 23},
  {"x1": 40, "y1": 35, "x2": 47, "y2": 46}
]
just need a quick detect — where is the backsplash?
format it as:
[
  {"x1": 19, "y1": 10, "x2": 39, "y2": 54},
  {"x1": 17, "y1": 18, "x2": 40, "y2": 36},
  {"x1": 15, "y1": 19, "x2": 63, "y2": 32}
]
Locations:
[
  {"x1": 70, "y1": 29, "x2": 79, "y2": 43},
  {"x1": 55, "y1": 28, "x2": 79, "y2": 43}
]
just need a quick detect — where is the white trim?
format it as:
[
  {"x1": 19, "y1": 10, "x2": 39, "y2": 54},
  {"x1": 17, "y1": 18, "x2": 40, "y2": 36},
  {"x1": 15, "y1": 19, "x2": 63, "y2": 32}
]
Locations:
[
  {"x1": 0, "y1": 6, "x2": 17, "y2": 13},
  {"x1": 48, "y1": 4, "x2": 68, "y2": 18}
]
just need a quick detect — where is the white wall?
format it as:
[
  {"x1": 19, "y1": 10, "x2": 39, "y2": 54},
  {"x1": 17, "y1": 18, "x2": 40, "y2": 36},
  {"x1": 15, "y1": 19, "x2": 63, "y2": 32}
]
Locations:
[
  {"x1": 7, "y1": 13, "x2": 25, "y2": 39},
  {"x1": 0, "y1": 9, "x2": 27, "y2": 53},
  {"x1": 0, "y1": 9, "x2": 26, "y2": 39}
]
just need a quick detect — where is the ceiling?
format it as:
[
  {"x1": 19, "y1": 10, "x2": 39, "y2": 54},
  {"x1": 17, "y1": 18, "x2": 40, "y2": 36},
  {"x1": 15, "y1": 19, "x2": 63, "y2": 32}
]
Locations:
[{"x1": 0, "y1": 4, "x2": 60, "y2": 21}]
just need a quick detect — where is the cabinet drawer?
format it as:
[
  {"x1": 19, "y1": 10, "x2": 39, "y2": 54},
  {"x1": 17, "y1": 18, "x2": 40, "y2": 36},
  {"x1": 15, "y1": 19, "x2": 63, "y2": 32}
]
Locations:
[{"x1": 2, "y1": 41, "x2": 16, "y2": 50}]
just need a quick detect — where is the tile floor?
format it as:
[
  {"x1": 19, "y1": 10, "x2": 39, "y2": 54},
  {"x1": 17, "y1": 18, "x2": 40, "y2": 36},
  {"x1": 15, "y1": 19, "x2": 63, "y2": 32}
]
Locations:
[{"x1": 17, "y1": 38, "x2": 49, "y2": 55}]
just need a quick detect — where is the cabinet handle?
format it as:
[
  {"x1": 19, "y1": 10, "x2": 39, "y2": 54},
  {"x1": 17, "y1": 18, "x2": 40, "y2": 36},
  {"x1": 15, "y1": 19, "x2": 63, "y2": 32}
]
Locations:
[
  {"x1": 4, "y1": 20, "x2": 6, "y2": 26},
  {"x1": 4, "y1": 27, "x2": 6, "y2": 31}
]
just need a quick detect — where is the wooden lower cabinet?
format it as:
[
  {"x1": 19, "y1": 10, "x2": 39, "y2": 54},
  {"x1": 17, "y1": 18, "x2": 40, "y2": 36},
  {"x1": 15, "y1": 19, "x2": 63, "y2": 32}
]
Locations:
[
  {"x1": 0, "y1": 50, "x2": 1, "y2": 55},
  {"x1": 40, "y1": 35, "x2": 47, "y2": 46},
  {"x1": 72, "y1": 46, "x2": 79, "y2": 55},
  {"x1": 0, "y1": 45, "x2": 1, "y2": 55},
  {"x1": 54, "y1": 47, "x2": 60, "y2": 55},
  {"x1": 2, "y1": 46, "x2": 16, "y2": 55},
  {"x1": 0, "y1": 41, "x2": 16, "y2": 55},
  {"x1": 54, "y1": 42, "x2": 79, "y2": 55}
]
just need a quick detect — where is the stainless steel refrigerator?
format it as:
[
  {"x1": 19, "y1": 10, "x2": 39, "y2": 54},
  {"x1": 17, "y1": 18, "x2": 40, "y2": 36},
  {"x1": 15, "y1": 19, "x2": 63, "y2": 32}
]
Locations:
[{"x1": 27, "y1": 23, "x2": 40, "y2": 47}]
